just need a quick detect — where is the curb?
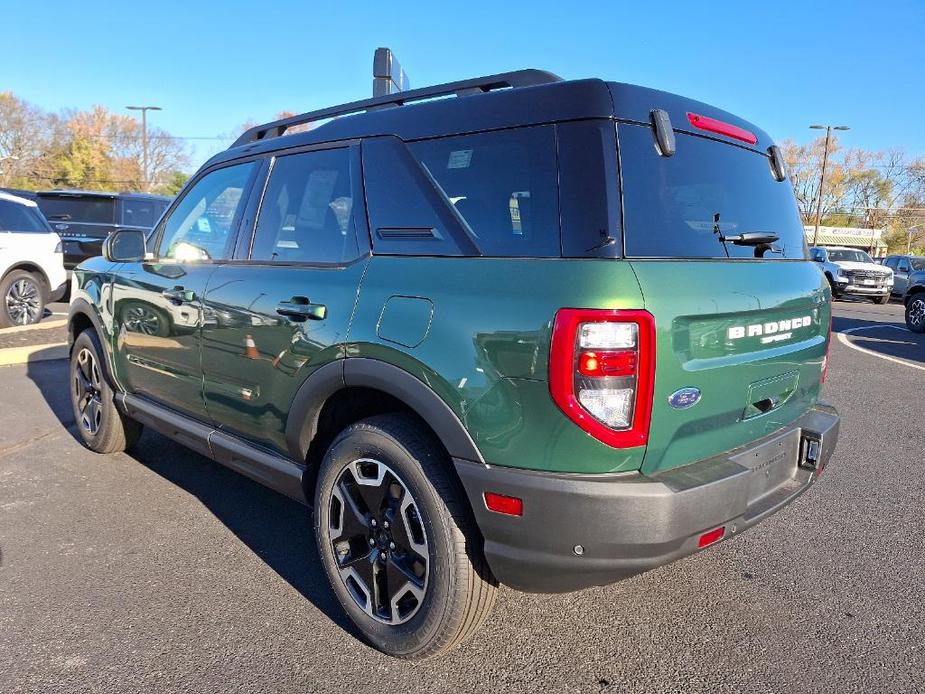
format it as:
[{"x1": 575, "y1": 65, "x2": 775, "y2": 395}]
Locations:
[
  {"x1": 0, "y1": 343, "x2": 68, "y2": 367},
  {"x1": 0, "y1": 319, "x2": 67, "y2": 334}
]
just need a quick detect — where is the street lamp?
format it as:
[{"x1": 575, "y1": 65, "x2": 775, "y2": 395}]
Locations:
[
  {"x1": 908, "y1": 223, "x2": 925, "y2": 254},
  {"x1": 126, "y1": 105, "x2": 162, "y2": 191},
  {"x1": 809, "y1": 124, "x2": 850, "y2": 246}
]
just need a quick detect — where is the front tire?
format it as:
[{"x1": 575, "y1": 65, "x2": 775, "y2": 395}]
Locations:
[
  {"x1": 906, "y1": 295, "x2": 925, "y2": 333},
  {"x1": 0, "y1": 270, "x2": 45, "y2": 327},
  {"x1": 874, "y1": 294, "x2": 890, "y2": 304},
  {"x1": 70, "y1": 330, "x2": 142, "y2": 453},
  {"x1": 314, "y1": 414, "x2": 497, "y2": 659}
]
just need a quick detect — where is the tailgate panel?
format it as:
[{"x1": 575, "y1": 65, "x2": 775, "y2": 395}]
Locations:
[{"x1": 631, "y1": 260, "x2": 830, "y2": 475}]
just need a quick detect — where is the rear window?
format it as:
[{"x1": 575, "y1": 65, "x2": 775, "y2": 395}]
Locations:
[
  {"x1": 37, "y1": 196, "x2": 115, "y2": 224},
  {"x1": 0, "y1": 200, "x2": 49, "y2": 233},
  {"x1": 409, "y1": 126, "x2": 560, "y2": 257},
  {"x1": 619, "y1": 123, "x2": 806, "y2": 259}
]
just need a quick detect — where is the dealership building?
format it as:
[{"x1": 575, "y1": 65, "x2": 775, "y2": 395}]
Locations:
[{"x1": 804, "y1": 225, "x2": 887, "y2": 257}]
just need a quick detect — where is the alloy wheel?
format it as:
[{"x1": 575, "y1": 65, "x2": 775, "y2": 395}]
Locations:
[
  {"x1": 5, "y1": 278, "x2": 41, "y2": 325},
  {"x1": 329, "y1": 458, "x2": 429, "y2": 625},
  {"x1": 909, "y1": 298, "x2": 925, "y2": 328},
  {"x1": 74, "y1": 348, "x2": 104, "y2": 435}
]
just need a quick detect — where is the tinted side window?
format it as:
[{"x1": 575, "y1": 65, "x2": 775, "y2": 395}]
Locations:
[
  {"x1": 409, "y1": 126, "x2": 560, "y2": 257},
  {"x1": 251, "y1": 148, "x2": 357, "y2": 264},
  {"x1": 37, "y1": 197, "x2": 115, "y2": 224},
  {"x1": 121, "y1": 199, "x2": 159, "y2": 228},
  {"x1": 884, "y1": 257, "x2": 898, "y2": 269},
  {"x1": 157, "y1": 163, "x2": 254, "y2": 261},
  {"x1": 0, "y1": 201, "x2": 49, "y2": 232},
  {"x1": 619, "y1": 123, "x2": 807, "y2": 259}
]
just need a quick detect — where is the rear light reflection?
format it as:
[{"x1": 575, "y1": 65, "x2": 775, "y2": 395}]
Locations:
[{"x1": 698, "y1": 526, "x2": 726, "y2": 549}]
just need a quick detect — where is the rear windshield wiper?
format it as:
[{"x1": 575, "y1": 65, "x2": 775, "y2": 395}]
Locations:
[{"x1": 719, "y1": 232, "x2": 780, "y2": 246}]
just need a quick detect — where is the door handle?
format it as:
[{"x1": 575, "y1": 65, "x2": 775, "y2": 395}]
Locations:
[
  {"x1": 276, "y1": 297, "x2": 327, "y2": 321},
  {"x1": 162, "y1": 286, "x2": 196, "y2": 304}
]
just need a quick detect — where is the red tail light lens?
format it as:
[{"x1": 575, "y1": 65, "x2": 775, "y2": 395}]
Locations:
[
  {"x1": 698, "y1": 526, "x2": 726, "y2": 549},
  {"x1": 484, "y1": 492, "x2": 523, "y2": 516},
  {"x1": 686, "y1": 112, "x2": 758, "y2": 145},
  {"x1": 549, "y1": 309, "x2": 656, "y2": 448}
]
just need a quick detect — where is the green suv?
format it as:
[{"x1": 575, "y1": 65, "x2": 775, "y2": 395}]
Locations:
[{"x1": 68, "y1": 70, "x2": 840, "y2": 659}]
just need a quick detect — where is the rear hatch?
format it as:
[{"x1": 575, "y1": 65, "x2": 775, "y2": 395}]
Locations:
[{"x1": 616, "y1": 120, "x2": 830, "y2": 475}]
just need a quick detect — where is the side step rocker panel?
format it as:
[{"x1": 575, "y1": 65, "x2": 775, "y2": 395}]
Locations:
[{"x1": 117, "y1": 393, "x2": 308, "y2": 505}]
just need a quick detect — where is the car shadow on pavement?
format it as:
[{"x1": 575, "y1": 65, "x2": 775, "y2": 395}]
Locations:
[
  {"x1": 833, "y1": 315, "x2": 925, "y2": 364},
  {"x1": 24, "y1": 358, "x2": 358, "y2": 638}
]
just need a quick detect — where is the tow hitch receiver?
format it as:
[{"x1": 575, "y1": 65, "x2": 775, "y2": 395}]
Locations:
[{"x1": 799, "y1": 436, "x2": 823, "y2": 473}]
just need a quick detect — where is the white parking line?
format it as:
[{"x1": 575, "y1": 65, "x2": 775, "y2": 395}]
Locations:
[{"x1": 836, "y1": 324, "x2": 925, "y2": 372}]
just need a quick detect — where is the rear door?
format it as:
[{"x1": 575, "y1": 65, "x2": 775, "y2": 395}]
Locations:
[
  {"x1": 617, "y1": 122, "x2": 830, "y2": 475},
  {"x1": 200, "y1": 144, "x2": 369, "y2": 454}
]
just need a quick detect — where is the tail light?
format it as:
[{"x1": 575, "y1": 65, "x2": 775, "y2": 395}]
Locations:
[{"x1": 549, "y1": 309, "x2": 656, "y2": 448}]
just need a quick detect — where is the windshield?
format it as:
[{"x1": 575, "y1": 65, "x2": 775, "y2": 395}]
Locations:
[
  {"x1": 619, "y1": 124, "x2": 807, "y2": 259},
  {"x1": 910, "y1": 258, "x2": 925, "y2": 271},
  {"x1": 828, "y1": 249, "x2": 873, "y2": 263}
]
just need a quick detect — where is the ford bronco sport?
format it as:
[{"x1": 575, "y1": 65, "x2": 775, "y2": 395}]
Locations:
[{"x1": 68, "y1": 69, "x2": 840, "y2": 659}]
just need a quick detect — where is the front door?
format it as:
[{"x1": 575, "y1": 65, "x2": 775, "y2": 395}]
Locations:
[
  {"x1": 111, "y1": 161, "x2": 258, "y2": 416},
  {"x1": 200, "y1": 145, "x2": 369, "y2": 454}
]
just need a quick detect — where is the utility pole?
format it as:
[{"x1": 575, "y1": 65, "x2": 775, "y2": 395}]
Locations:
[
  {"x1": 126, "y1": 105, "x2": 162, "y2": 191},
  {"x1": 809, "y1": 124, "x2": 850, "y2": 246}
]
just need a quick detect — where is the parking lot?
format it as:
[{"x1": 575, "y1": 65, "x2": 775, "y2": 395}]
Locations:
[{"x1": 0, "y1": 300, "x2": 922, "y2": 693}]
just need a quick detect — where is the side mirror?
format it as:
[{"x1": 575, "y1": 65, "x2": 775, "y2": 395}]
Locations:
[{"x1": 103, "y1": 229, "x2": 147, "y2": 262}]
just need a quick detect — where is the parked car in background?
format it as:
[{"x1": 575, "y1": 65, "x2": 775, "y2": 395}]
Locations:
[
  {"x1": 882, "y1": 254, "x2": 925, "y2": 297},
  {"x1": 35, "y1": 190, "x2": 170, "y2": 269},
  {"x1": 809, "y1": 246, "x2": 893, "y2": 303},
  {"x1": 0, "y1": 191, "x2": 67, "y2": 326}
]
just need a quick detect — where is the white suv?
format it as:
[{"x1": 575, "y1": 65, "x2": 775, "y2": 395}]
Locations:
[
  {"x1": 809, "y1": 245, "x2": 893, "y2": 304},
  {"x1": 0, "y1": 191, "x2": 68, "y2": 327}
]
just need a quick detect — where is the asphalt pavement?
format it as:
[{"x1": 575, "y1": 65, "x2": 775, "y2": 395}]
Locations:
[{"x1": 0, "y1": 300, "x2": 922, "y2": 693}]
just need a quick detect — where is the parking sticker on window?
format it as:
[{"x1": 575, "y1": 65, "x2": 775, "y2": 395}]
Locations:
[{"x1": 447, "y1": 149, "x2": 473, "y2": 169}]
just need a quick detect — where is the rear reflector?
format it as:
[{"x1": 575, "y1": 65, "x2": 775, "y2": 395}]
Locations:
[
  {"x1": 687, "y1": 112, "x2": 758, "y2": 145},
  {"x1": 484, "y1": 492, "x2": 523, "y2": 516},
  {"x1": 698, "y1": 526, "x2": 726, "y2": 549}
]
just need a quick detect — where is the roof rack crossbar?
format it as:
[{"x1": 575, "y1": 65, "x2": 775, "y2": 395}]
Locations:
[{"x1": 231, "y1": 69, "x2": 563, "y2": 148}]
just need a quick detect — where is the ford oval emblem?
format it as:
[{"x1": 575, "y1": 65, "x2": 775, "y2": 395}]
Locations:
[{"x1": 668, "y1": 387, "x2": 701, "y2": 410}]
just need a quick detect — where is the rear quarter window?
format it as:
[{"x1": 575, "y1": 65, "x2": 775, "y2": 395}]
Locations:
[
  {"x1": 0, "y1": 200, "x2": 49, "y2": 233},
  {"x1": 618, "y1": 123, "x2": 807, "y2": 260}
]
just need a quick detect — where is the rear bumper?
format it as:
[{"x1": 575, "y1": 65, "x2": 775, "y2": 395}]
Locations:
[{"x1": 455, "y1": 403, "x2": 839, "y2": 593}]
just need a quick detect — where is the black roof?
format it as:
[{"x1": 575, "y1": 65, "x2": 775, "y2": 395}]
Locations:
[{"x1": 209, "y1": 70, "x2": 774, "y2": 170}]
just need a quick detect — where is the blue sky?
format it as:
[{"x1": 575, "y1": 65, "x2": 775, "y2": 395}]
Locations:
[{"x1": 3, "y1": 0, "x2": 923, "y2": 171}]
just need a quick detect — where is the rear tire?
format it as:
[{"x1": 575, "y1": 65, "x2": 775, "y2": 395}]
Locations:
[
  {"x1": 314, "y1": 414, "x2": 497, "y2": 660},
  {"x1": 70, "y1": 329, "x2": 142, "y2": 453},
  {"x1": 905, "y1": 295, "x2": 925, "y2": 333},
  {"x1": 0, "y1": 270, "x2": 46, "y2": 327}
]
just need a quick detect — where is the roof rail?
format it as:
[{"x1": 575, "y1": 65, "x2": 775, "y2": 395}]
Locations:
[{"x1": 230, "y1": 69, "x2": 563, "y2": 148}]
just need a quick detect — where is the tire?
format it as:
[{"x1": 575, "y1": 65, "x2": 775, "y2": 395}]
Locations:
[
  {"x1": 826, "y1": 274, "x2": 841, "y2": 300},
  {"x1": 314, "y1": 414, "x2": 497, "y2": 660},
  {"x1": 70, "y1": 329, "x2": 143, "y2": 453},
  {"x1": 874, "y1": 294, "x2": 890, "y2": 304},
  {"x1": 0, "y1": 270, "x2": 46, "y2": 328},
  {"x1": 905, "y1": 294, "x2": 925, "y2": 333}
]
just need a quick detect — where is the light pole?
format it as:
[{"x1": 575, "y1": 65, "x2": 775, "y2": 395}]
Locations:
[
  {"x1": 908, "y1": 223, "x2": 924, "y2": 254},
  {"x1": 126, "y1": 105, "x2": 162, "y2": 191},
  {"x1": 809, "y1": 124, "x2": 850, "y2": 246}
]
